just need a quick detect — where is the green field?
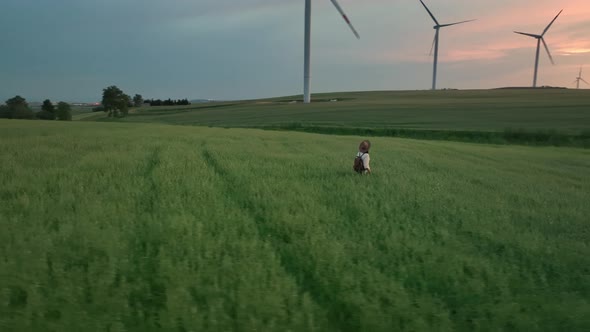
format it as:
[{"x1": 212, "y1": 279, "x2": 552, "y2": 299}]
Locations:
[
  {"x1": 100, "y1": 90, "x2": 590, "y2": 134},
  {"x1": 1, "y1": 120, "x2": 589, "y2": 331}
]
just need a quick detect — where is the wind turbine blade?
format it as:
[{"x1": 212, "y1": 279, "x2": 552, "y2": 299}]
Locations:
[
  {"x1": 542, "y1": 9, "x2": 563, "y2": 36},
  {"x1": 582, "y1": 78, "x2": 590, "y2": 85},
  {"x1": 418, "y1": 0, "x2": 439, "y2": 25},
  {"x1": 514, "y1": 31, "x2": 541, "y2": 38},
  {"x1": 329, "y1": 0, "x2": 360, "y2": 39},
  {"x1": 429, "y1": 34, "x2": 436, "y2": 56},
  {"x1": 580, "y1": 67, "x2": 583, "y2": 77},
  {"x1": 439, "y1": 19, "x2": 476, "y2": 28},
  {"x1": 541, "y1": 38, "x2": 555, "y2": 65}
]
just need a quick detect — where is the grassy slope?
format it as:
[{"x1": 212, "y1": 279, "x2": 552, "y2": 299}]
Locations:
[
  {"x1": 1, "y1": 120, "x2": 589, "y2": 331},
  {"x1": 104, "y1": 90, "x2": 590, "y2": 134},
  {"x1": 72, "y1": 111, "x2": 107, "y2": 121}
]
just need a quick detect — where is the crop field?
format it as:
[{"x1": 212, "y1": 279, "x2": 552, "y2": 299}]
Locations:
[
  {"x1": 1, "y1": 119, "x2": 589, "y2": 331},
  {"x1": 102, "y1": 90, "x2": 590, "y2": 135}
]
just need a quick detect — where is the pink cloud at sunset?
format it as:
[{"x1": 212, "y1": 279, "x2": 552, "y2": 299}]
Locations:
[{"x1": 358, "y1": 0, "x2": 590, "y2": 64}]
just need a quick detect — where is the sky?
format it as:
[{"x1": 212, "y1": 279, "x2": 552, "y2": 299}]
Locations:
[{"x1": 1, "y1": 0, "x2": 589, "y2": 102}]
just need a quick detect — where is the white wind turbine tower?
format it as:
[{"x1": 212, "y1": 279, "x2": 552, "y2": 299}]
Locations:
[
  {"x1": 514, "y1": 10, "x2": 563, "y2": 88},
  {"x1": 303, "y1": 0, "x2": 360, "y2": 104},
  {"x1": 574, "y1": 67, "x2": 588, "y2": 89},
  {"x1": 418, "y1": 0, "x2": 475, "y2": 90}
]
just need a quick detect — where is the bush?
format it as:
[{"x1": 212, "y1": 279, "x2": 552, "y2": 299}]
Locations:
[
  {"x1": 11, "y1": 105, "x2": 35, "y2": 119},
  {"x1": 0, "y1": 105, "x2": 9, "y2": 119},
  {"x1": 56, "y1": 102, "x2": 72, "y2": 121},
  {"x1": 36, "y1": 110, "x2": 56, "y2": 120}
]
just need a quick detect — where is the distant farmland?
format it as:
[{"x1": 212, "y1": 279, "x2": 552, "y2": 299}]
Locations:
[
  {"x1": 92, "y1": 89, "x2": 590, "y2": 134},
  {"x1": 1, "y1": 120, "x2": 589, "y2": 331}
]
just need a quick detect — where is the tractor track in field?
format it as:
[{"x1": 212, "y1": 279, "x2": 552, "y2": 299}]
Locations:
[
  {"x1": 128, "y1": 146, "x2": 169, "y2": 327},
  {"x1": 141, "y1": 146, "x2": 162, "y2": 214},
  {"x1": 201, "y1": 146, "x2": 362, "y2": 332}
]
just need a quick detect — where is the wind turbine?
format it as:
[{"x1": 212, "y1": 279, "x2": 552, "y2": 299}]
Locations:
[
  {"x1": 303, "y1": 0, "x2": 360, "y2": 104},
  {"x1": 514, "y1": 10, "x2": 563, "y2": 88},
  {"x1": 574, "y1": 67, "x2": 588, "y2": 89},
  {"x1": 418, "y1": 0, "x2": 475, "y2": 90}
]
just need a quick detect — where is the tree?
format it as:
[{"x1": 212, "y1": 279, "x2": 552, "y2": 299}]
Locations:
[
  {"x1": 37, "y1": 99, "x2": 56, "y2": 120},
  {"x1": 133, "y1": 94, "x2": 143, "y2": 107},
  {"x1": 42, "y1": 99, "x2": 55, "y2": 113},
  {"x1": 102, "y1": 86, "x2": 130, "y2": 117},
  {"x1": 56, "y1": 102, "x2": 72, "y2": 121},
  {"x1": 4, "y1": 96, "x2": 34, "y2": 119},
  {"x1": 6, "y1": 95, "x2": 28, "y2": 109}
]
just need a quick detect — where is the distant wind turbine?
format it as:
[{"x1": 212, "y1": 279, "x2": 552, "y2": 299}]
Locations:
[
  {"x1": 303, "y1": 0, "x2": 360, "y2": 104},
  {"x1": 514, "y1": 10, "x2": 563, "y2": 88},
  {"x1": 418, "y1": 0, "x2": 475, "y2": 90},
  {"x1": 574, "y1": 67, "x2": 588, "y2": 89}
]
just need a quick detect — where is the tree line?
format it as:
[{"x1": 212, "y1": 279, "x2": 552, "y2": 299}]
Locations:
[
  {"x1": 1, "y1": 85, "x2": 192, "y2": 121},
  {"x1": 0, "y1": 96, "x2": 72, "y2": 121},
  {"x1": 144, "y1": 98, "x2": 191, "y2": 106},
  {"x1": 94, "y1": 86, "x2": 191, "y2": 117}
]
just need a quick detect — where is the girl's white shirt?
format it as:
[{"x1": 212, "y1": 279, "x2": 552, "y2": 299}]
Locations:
[{"x1": 356, "y1": 152, "x2": 370, "y2": 171}]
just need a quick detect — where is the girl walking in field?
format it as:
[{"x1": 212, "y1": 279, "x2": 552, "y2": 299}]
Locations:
[{"x1": 353, "y1": 140, "x2": 371, "y2": 174}]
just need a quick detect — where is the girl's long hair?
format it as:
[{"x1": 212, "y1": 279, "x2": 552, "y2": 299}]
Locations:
[{"x1": 359, "y1": 140, "x2": 371, "y2": 153}]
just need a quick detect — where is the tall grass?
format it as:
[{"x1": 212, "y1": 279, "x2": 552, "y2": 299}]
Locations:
[{"x1": 1, "y1": 120, "x2": 589, "y2": 331}]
